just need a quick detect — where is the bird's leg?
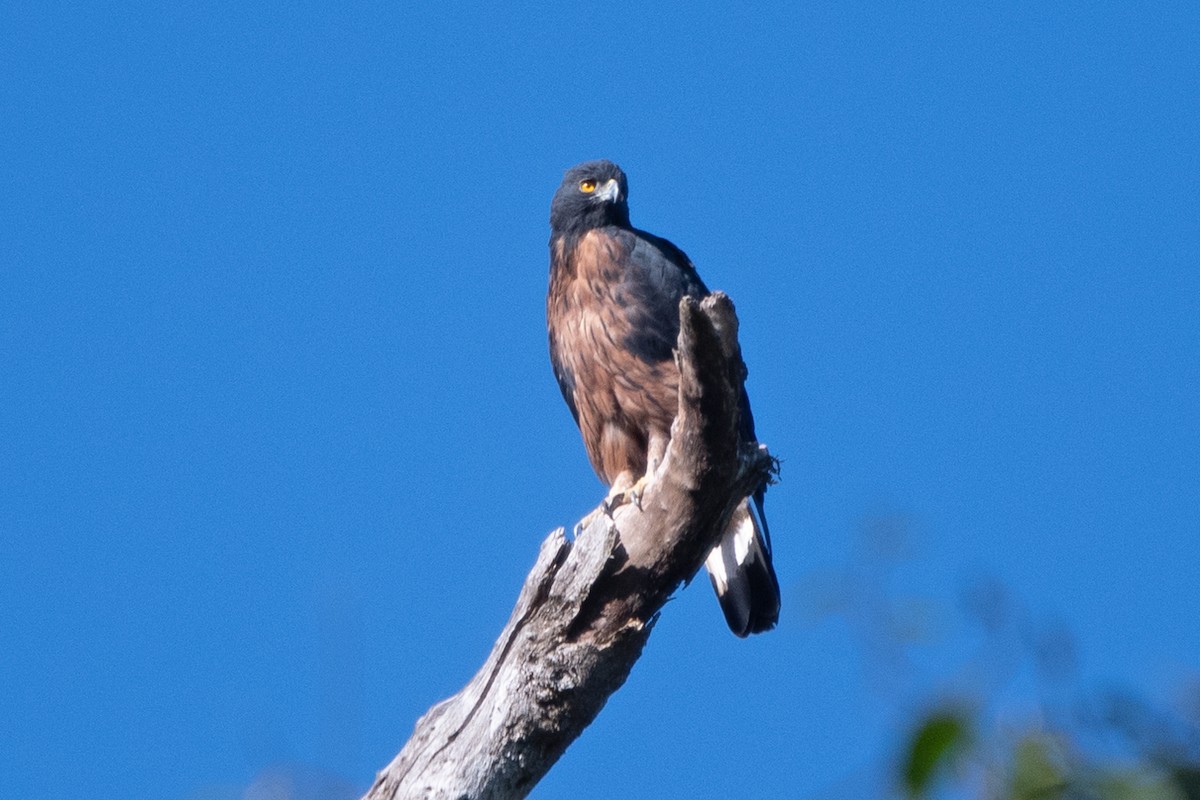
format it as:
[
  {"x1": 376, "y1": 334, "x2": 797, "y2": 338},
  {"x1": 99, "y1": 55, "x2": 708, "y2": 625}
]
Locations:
[
  {"x1": 625, "y1": 430, "x2": 670, "y2": 510},
  {"x1": 602, "y1": 470, "x2": 638, "y2": 513},
  {"x1": 575, "y1": 429, "x2": 675, "y2": 533},
  {"x1": 646, "y1": 431, "x2": 669, "y2": 472},
  {"x1": 572, "y1": 470, "x2": 639, "y2": 536},
  {"x1": 607, "y1": 431, "x2": 672, "y2": 513}
]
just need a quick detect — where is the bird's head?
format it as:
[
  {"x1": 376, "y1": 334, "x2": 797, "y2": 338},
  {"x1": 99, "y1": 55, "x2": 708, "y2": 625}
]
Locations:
[{"x1": 549, "y1": 160, "x2": 630, "y2": 234}]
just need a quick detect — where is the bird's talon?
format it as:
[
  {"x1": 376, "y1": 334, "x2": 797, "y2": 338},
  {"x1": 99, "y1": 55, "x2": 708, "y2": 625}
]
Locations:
[
  {"x1": 603, "y1": 475, "x2": 651, "y2": 513},
  {"x1": 630, "y1": 475, "x2": 651, "y2": 511}
]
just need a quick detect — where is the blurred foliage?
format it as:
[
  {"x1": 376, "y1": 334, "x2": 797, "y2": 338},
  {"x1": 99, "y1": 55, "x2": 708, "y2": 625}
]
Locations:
[
  {"x1": 1006, "y1": 734, "x2": 1069, "y2": 799},
  {"x1": 803, "y1": 514, "x2": 1200, "y2": 800},
  {"x1": 902, "y1": 709, "x2": 974, "y2": 797},
  {"x1": 897, "y1": 717, "x2": 1192, "y2": 800}
]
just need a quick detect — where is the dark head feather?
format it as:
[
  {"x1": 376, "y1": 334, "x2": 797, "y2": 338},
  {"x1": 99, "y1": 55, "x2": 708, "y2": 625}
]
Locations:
[{"x1": 549, "y1": 159, "x2": 630, "y2": 234}]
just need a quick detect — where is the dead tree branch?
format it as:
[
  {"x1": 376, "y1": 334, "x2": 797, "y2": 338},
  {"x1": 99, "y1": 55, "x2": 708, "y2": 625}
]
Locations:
[{"x1": 363, "y1": 293, "x2": 775, "y2": 800}]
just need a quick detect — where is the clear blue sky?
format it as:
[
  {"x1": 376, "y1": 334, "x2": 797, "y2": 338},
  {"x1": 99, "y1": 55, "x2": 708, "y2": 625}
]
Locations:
[{"x1": 3, "y1": 3, "x2": 1197, "y2": 798}]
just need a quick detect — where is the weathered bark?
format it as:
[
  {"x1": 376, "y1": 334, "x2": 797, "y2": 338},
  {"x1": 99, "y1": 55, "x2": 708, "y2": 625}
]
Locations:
[{"x1": 363, "y1": 293, "x2": 775, "y2": 800}]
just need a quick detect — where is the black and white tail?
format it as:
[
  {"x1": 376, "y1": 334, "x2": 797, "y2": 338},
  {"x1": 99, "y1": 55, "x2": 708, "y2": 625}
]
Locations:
[{"x1": 704, "y1": 495, "x2": 780, "y2": 637}]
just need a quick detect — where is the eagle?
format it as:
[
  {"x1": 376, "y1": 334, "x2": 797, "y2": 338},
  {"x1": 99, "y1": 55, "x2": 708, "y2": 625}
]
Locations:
[{"x1": 546, "y1": 159, "x2": 780, "y2": 637}]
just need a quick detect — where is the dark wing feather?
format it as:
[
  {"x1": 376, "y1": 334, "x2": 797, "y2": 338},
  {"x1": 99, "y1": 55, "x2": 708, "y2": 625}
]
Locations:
[
  {"x1": 615, "y1": 229, "x2": 710, "y2": 365},
  {"x1": 547, "y1": 330, "x2": 580, "y2": 425}
]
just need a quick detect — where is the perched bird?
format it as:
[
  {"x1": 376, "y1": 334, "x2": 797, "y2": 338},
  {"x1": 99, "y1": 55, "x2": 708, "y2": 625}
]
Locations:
[{"x1": 546, "y1": 159, "x2": 780, "y2": 637}]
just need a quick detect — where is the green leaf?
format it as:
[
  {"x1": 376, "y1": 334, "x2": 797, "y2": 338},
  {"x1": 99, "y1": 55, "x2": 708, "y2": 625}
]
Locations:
[{"x1": 902, "y1": 709, "x2": 973, "y2": 798}]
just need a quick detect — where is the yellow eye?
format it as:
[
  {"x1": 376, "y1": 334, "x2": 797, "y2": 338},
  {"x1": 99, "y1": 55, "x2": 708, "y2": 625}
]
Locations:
[{"x1": 579, "y1": 179, "x2": 597, "y2": 193}]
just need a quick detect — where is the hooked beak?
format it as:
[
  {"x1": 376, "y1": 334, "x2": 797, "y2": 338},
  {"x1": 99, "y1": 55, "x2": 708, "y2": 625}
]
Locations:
[{"x1": 596, "y1": 178, "x2": 621, "y2": 203}]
